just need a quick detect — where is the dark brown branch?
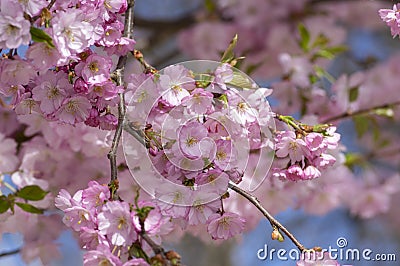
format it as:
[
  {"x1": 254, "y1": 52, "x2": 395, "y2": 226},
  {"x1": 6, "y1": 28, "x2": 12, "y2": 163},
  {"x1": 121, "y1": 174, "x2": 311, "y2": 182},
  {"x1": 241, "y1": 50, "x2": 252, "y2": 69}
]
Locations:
[
  {"x1": 0, "y1": 248, "x2": 20, "y2": 258},
  {"x1": 228, "y1": 182, "x2": 306, "y2": 252},
  {"x1": 322, "y1": 100, "x2": 400, "y2": 124},
  {"x1": 108, "y1": 0, "x2": 135, "y2": 200},
  {"x1": 140, "y1": 232, "x2": 165, "y2": 255}
]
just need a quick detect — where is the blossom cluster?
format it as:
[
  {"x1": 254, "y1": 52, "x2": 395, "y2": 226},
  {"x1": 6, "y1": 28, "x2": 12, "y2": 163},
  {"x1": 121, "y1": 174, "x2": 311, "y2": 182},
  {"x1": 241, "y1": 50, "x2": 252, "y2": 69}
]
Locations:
[
  {"x1": 124, "y1": 62, "x2": 275, "y2": 206},
  {"x1": 379, "y1": 4, "x2": 400, "y2": 37},
  {"x1": 56, "y1": 181, "x2": 152, "y2": 266},
  {"x1": 56, "y1": 179, "x2": 247, "y2": 264},
  {"x1": 0, "y1": 0, "x2": 135, "y2": 129},
  {"x1": 273, "y1": 127, "x2": 340, "y2": 181}
]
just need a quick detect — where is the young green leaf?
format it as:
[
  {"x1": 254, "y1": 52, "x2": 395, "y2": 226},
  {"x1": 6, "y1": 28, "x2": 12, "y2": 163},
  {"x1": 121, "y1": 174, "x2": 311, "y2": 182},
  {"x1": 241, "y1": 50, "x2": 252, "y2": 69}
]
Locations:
[
  {"x1": 30, "y1": 27, "x2": 55, "y2": 48},
  {"x1": 348, "y1": 87, "x2": 359, "y2": 102},
  {"x1": 15, "y1": 202, "x2": 44, "y2": 214},
  {"x1": 0, "y1": 195, "x2": 11, "y2": 214},
  {"x1": 353, "y1": 116, "x2": 369, "y2": 138},
  {"x1": 221, "y1": 34, "x2": 238, "y2": 64},
  {"x1": 298, "y1": 23, "x2": 310, "y2": 52},
  {"x1": 16, "y1": 185, "x2": 48, "y2": 201}
]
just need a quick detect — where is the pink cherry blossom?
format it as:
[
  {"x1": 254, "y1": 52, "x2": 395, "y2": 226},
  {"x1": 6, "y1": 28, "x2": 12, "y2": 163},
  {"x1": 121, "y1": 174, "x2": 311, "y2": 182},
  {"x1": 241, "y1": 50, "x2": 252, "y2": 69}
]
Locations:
[
  {"x1": 99, "y1": 113, "x2": 118, "y2": 130},
  {"x1": 82, "y1": 181, "x2": 110, "y2": 209},
  {"x1": 76, "y1": 54, "x2": 112, "y2": 85},
  {"x1": 207, "y1": 212, "x2": 245, "y2": 240},
  {"x1": 186, "y1": 200, "x2": 220, "y2": 226},
  {"x1": 182, "y1": 88, "x2": 213, "y2": 114},
  {"x1": 214, "y1": 63, "x2": 233, "y2": 90},
  {"x1": 0, "y1": 58, "x2": 36, "y2": 86},
  {"x1": 286, "y1": 165, "x2": 305, "y2": 181},
  {"x1": 178, "y1": 121, "x2": 208, "y2": 159},
  {"x1": 98, "y1": 201, "x2": 135, "y2": 246},
  {"x1": 227, "y1": 90, "x2": 257, "y2": 124},
  {"x1": 214, "y1": 139, "x2": 235, "y2": 170},
  {"x1": 160, "y1": 65, "x2": 194, "y2": 106},
  {"x1": 297, "y1": 251, "x2": 340, "y2": 266},
  {"x1": 26, "y1": 43, "x2": 62, "y2": 72},
  {"x1": 32, "y1": 72, "x2": 70, "y2": 115},
  {"x1": 52, "y1": 10, "x2": 95, "y2": 58},
  {"x1": 0, "y1": 132, "x2": 19, "y2": 172},
  {"x1": 0, "y1": 6, "x2": 30, "y2": 49},
  {"x1": 132, "y1": 201, "x2": 163, "y2": 235},
  {"x1": 275, "y1": 131, "x2": 307, "y2": 163},
  {"x1": 56, "y1": 96, "x2": 92, "y2": 124},
  {"x1": 83, "y1": 248, "x2": 121, "y2": 266},
  {"x1": 10, "y1": 0, "x2": 48, "y2": 17},
  {"x1": 379, "y1": 4, "x2": 400, "y2": 37}
]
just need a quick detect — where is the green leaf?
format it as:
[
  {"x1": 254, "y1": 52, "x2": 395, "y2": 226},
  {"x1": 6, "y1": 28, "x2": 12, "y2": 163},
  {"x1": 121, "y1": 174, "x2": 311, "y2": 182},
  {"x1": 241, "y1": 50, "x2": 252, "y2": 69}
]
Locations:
[
  {"x1": 314, "y1": 66, "x2": 335, "y2": 83},
  {"x1": 311, "y1": 33, "x2": 330, "y2": 49},
  {"x1": 16, "y1": 185, "x2": 48, "y2": 201},
  {"x1": 314, "y1": 45, "x2": 348, "y2": 60},
  {"x1": 353, "y1": 116, "x2": 369, "y2": 138},
  {"x1": 348, "y1": 86, "x2": 359, "y2": 102},
  {"x1": 204, "y1": 0, "x2": 216, "y2": 12},
  {"x1": 15, "y1": 202, "x2": 44, "y2": 214},
  {"x1": 298, "y1": 23, "x2": 310, "y2": 52},
  {"x1": 0, "y1": 195, "x2": 11, "y2": 214},
  {"x1": 221, "y1": 34, "x2": 238, "y2": 63},
  {"x1": 226, "y1": 69, "x2": 255, "y2": 89},
  {"x1": 30, "y1": 27, "x2": 55, "y2": 48}
]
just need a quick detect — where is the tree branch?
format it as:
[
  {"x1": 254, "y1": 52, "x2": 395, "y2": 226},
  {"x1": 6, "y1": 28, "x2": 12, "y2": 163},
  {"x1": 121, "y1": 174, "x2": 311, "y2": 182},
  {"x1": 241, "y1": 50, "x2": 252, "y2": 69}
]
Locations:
[
  {"x1": 322, "y1": 100, "x2": 400, "y2": 124},
  {"x1": 108, "y1": 0, "x2": 135, "y2": 200},
  {"x1": 0, "y1": 248, "x2": 20, "y2": 258},
  {"x1": 228, "y1": 182, "x2": 306, "y2": 252}
]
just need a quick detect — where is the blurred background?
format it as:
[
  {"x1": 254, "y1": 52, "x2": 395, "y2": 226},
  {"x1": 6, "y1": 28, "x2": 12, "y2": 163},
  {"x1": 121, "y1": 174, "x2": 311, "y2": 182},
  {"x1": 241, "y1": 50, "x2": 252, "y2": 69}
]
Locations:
[{"x1": 1, "y1": 0, "x2": 399, "y2": 265}]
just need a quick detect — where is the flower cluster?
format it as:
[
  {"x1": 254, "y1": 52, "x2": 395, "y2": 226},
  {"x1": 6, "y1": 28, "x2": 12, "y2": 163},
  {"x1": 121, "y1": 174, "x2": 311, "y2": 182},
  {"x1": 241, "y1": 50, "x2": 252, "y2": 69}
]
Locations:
[
  {"x1": 124, "y1": 63, "x2": 274, "y2": 205},
  {"x1": 379, "y1": 4, "x2": 400, "y2": 37},
  {"x1": 273, "y1": 127, "x2": 340, "y2": 181},
  {"x1": 0, "y1": 0, "x2": 135, "y2": 130},
  {"x1": 56, "y1": 181, "x2": 154, "y2": 266}
]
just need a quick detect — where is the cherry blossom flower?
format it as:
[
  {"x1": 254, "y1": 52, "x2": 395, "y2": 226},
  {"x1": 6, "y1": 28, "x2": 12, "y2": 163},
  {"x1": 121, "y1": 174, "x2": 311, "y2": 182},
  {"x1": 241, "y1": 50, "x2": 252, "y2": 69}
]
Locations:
[
  {"x1": 132, "y1": 201, "x2": 163, "y2": 235},
  {"x1": 275, "y1": 131, "x2": 307, "y2": 163},
  {"x1": 0, "y1": 58, "x2": 36, "y2": 86},
  {"x1": 98, "y1": 201, "x2": 135, "y2": 246},
  {"x1": 52, "y1": 10, "x2": 95, "y2": 58},
  {"x1": 379, "y1": 4, "x2": 400, "y2": 37},
  {"x1": 0, "y1": 132, "x2": 19, "y2": 172},
  {"x1": 0, "y1": 5, "x2": 30, "y2": 49},
  {"x1": 56, "y1": 96, "x2": 92, "y2": 124},
  {"x1": 178, "y1": 121, "x2": 209, "y2": 159},
  {"x1": 32, "y1": 72, "x2": 70, "y2": 115},
  {"x1": 207, "y1": 212, "x2": 245, "y2": 240},
  {"x1": 75, "y1": 54, "x2": 112, "y2": 85},
  {"x1": 160, "y1": 65, "x2": 194, "y2": 106},
  {"x1": 99, "y1": 113, "x2": 118, "y2": 130},
  {"x1": 227, "y1": 90, "x2": 257, "y2": 124},
  {"x1": 182, "y1": 88, "x2": 213, "y2": 114},
  {"x1": 26, "y1": 43, "x2": 62, "y2": 72},
  {"x1": 82, "y1": 181, "x2": 110, "y2": 209},
  {"x1": 83, "y1": 248, "x2": 121, "y2": 266},
  {"x1": 297, "y1": 251, "x2": 340, "y2": 266}
]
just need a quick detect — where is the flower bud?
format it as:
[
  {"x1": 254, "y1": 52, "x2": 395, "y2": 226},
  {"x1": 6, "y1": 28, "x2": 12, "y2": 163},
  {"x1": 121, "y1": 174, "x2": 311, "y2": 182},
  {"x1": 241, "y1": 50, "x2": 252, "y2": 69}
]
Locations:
[{"x1": 74, "y1": 77, "x2": 88, "y2": 94}]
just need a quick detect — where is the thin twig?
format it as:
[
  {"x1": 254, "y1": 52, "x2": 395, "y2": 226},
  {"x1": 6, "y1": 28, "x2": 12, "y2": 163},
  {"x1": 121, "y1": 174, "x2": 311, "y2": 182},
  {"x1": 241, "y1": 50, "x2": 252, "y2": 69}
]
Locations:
[
  {"x1": 228, "y1": 182, "x2": 306, "y2": 252},
  {"x1": 132, "y1": 50, "x2": 158, "y2": 74},
  {"x1": 107, "y1": 0, "x2": 135, "y2": 200},
  {"x1": 0, "y1": 248, "x2": 20, "y2": 258},
  {"x1": 140, "y1": 232, "x2": 165, "y2": 255},
  {"x1": 322, "y1": 100, "x2": 400, "y2": 124}
]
